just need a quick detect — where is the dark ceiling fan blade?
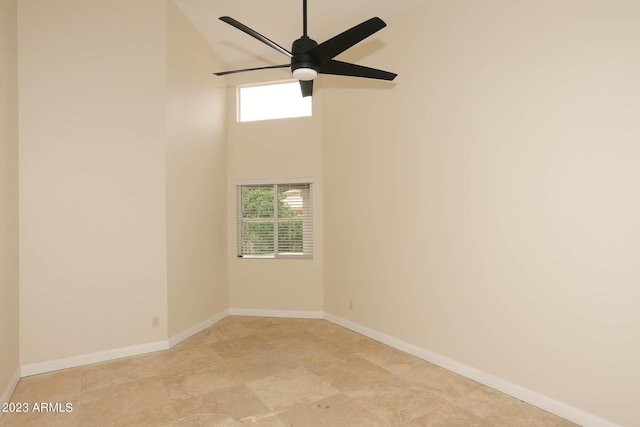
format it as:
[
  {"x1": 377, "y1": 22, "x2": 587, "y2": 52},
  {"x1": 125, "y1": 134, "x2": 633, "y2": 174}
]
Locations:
[
  {"x1": 219, "y1": 16, "x2": 293, "y2": 58},
  {"x1": 300, "y1": 80, "x2": 314, "y2": 97},
  {"x1": 307, "y1": 17, "x2": 386, "y2": 65},
  {"x1": 319, "y1": 60, "x2": 397, "y2": 81},
  {"x1": 213, "y1": 64, "x2": 290, "y2": 77}
]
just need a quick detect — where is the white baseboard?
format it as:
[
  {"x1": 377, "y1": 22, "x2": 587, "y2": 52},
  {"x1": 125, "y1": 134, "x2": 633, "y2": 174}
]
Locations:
[
  {"x1": 0, "y1": 367, "x2": 21, "y2": 417},
  {"x1": 12, "y1": 309, "x2": 621, "y2": 427},
  {"x1": 229, "y1": 308, "x2": 324, "y2": 319},
  {"x1": 168, "y1": 309, "x2": 229, "y2": 348},
  {"x1": 20, "y1": 310, "x2": 231, "y2": 378},
  {"x1": 324, "y1": 312, "x2": 621, "y2": 427},
  {"x1": 21, "y1": 340, "x2": 170, "y2": 378}
]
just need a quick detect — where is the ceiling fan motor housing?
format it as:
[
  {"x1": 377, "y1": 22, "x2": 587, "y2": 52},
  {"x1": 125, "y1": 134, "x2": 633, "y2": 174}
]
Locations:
[{"x1": 291, "y1": 36, "x2": 319, "y2": 80}]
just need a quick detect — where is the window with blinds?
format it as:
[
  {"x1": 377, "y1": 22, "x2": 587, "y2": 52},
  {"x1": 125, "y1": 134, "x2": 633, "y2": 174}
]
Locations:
[{"x1": 237, "y1": 181, "x2": 313, "y2": 259}]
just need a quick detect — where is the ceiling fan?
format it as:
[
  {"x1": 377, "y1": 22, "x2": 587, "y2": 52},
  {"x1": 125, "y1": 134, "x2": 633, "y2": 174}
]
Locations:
[{"x1": 214, "y1": 0, "x2": 397, "y2": 97}]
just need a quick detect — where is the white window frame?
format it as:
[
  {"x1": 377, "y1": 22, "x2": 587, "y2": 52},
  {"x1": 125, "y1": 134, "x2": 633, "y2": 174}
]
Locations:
[{"x1": 237, "y1": 178, "x2": 314, "y2": 260}]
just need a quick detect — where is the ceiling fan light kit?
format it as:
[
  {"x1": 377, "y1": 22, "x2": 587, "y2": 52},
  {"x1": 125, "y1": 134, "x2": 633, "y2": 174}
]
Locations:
[
  {"x1": 214, "y1": 0, "x2": 397, "y2": 97},
  {"x1": 292, "y1": 68, "x2": 318, "y2": 81}
]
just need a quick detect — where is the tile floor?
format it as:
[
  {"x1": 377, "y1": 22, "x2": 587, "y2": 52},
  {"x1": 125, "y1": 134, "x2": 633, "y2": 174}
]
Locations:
[{"x1": 0, "y1": 316, "x2": 580, "y2": 427}]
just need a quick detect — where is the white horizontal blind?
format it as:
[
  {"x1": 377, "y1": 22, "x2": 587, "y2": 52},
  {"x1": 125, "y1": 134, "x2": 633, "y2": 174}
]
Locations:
[{"x1": 237, "y1": 182, "x2": 313, "y2": 259}]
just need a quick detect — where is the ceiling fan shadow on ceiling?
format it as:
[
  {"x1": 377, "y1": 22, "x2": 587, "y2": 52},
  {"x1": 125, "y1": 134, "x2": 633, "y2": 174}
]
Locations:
[{"x1": 213, "y1": 0, "x2": 398, "y2": 97}]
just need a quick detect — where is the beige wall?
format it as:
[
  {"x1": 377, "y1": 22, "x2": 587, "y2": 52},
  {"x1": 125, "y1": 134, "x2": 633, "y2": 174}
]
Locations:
[
  {"x1": 226, "y1": 76, "x2": 324, "y2": 312},
  {"x1": 323, "y1": 1, "x2": 640, "y2": 426},
  {"x1": 166, "y1": 0, "x2": 228, "y2": 337},
  {"x1": 0, "y1": 0, "x2": 20, "y2": 399},
  {"x1": 18, "y1": 0, "x2": 169, "y2": 364}
]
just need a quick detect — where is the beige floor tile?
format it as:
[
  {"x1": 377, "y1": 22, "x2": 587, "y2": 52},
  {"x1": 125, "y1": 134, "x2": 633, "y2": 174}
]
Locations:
[
  {"x1": 322, "y1": 336, "x2": 387, "y2": 357},
  {"x1": 224, "y1": 350, "x2": 297, "y2": 383},
  {"x1": 173, "y1": 327, "x2": 225, "y2": 350},
  {"x1": 247, "y1": 367, "x2": 340, "y2": 412},
  {"x1": 10, "y1": 368, "x2": 82, "y2": 403},
  {"x1": 346, "y1": 376, "x2": 449, "y2": 425},
  {"x1": 146, "y1": 342, "x2": 226, "y2": 374},
  {"x1": 3, "y1": 317, "x2": 578, "y2": 427},
  {"x1": 102, "y1": 404, "x2": 180, "y2": 427},
  {"x1": 306, "y1": 356, "x2": 397, "y2": 392},
  {"x1": 396, "y1": 362, "x2": 482, "y2": 399},
  {"x1": 277, "y1": 394, "x2": 389, "y2": 427},
  {"x1": 211, "y1": 335, "x2": 278, "y2": 360},
  {"x1": 179, "y1": 414, "x2": 242, "y2": 427},
  {"x1": 406, "y1": 405, "x2": 490, "y2": 426},
  {"x1": 240, "y1": 415, "x2": 287, "y2": 426},
  {"x1": 302, "y1": 320, "x2": 358, "y2": 340},
  {"x1": 161, "y1": 365, "x2": 244, "y2": 400},
  {"x1": 268, "y1": 331, "x2": 333, "y2": 355},
  {"x1": 294, "y1": 347, "x2": 349, "y2": 369},
  {"x1": 80, "y1": 356, "x2": 159, "y2": 392},
  {"x1": 358, "y1": 344, "x2": 425, "y2": 374},
  {"x1": 281, "y1": 317, "x2": 326, "y2": 329},
  {"x1": 455, "y1": 387, "x2": 563, "y2": 426},
  {"x1": 209, "y1": 318, "x2": 257, "y2": 340},
  {"x1": 76, "y1": 375, "x2": 170, "y2": 425},
  {"x1": 308, "y1": 325, "x2": 387, "y2": 356},
  {"x1": 171, "y1": 384, "x2": 271, "y2": 422}
]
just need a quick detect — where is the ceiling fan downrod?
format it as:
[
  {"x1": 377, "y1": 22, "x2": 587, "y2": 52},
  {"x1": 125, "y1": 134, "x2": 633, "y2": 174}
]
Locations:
[{"x1": 303, "y1": 0, "x2": 308, "y2": 37}]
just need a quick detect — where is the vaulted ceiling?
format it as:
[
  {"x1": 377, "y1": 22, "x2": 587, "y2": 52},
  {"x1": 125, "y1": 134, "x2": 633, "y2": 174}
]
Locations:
[{"x1": 175, "y1": 0, "x2": 425, "y2": 70}]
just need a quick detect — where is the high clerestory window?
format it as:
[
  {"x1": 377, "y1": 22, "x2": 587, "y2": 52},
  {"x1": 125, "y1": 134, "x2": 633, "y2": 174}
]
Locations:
[
  {"x1": 237, "y1": 180, "x2": 313, "y2": 259},
  {"x1": 237, "y1": 81, "x2": 312, "y2": 122}
]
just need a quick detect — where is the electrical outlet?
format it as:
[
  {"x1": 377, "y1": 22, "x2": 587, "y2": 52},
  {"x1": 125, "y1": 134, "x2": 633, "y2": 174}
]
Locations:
[
  {"x1": 151, "y1": 316, "x2": 160, "y2": 328},
  {"x1": 349, "y1": 300, "x2": 353, "y2": 310}
]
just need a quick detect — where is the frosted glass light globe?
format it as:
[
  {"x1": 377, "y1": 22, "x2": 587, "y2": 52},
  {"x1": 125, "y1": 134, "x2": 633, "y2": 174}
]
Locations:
[{"x1": 293, "y1": 68, "x2": 318, "y2": 81}]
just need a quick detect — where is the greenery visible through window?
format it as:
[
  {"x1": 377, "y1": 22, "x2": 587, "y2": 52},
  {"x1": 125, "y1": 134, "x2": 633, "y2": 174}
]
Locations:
[{"x1": 237, "y1": 182, "x2": 313, "y2": 259}]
